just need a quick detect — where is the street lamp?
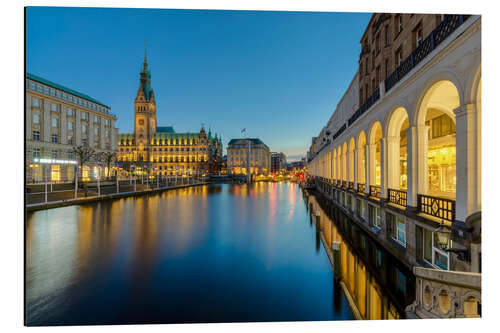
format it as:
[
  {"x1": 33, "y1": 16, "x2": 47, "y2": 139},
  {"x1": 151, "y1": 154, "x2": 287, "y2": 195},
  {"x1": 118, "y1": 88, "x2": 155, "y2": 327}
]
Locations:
[{"x1": 434, "y1": 220, "x2": 469, "y2": 261}]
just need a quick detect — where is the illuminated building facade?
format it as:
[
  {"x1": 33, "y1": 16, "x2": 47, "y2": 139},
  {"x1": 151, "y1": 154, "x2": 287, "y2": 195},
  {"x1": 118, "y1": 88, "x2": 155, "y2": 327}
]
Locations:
[
  {"x1": 307, "y1": 14, "x2": 481, "y2": 273},
  {"x1": 227, "y1": 138, "x2": 270, "y2": 175},
  {"x1": 117, "y1": 45, "x2": 223, "y2": 176},
  {"x1": 25, "y1": 73, "x2": 118, "y2": 183},
  {"x1": 271, "y1": 152, "x2": 287, "y2": 174}
]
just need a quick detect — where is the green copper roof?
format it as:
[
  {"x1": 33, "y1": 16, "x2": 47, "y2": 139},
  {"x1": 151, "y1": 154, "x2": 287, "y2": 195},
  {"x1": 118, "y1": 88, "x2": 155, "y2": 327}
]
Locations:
[
  {"x1": 156, "y1": 126, "x2": 175, "y2": 133},
  {"x1": 26, "y1": 72, "x2": 110, "y2": 108}
]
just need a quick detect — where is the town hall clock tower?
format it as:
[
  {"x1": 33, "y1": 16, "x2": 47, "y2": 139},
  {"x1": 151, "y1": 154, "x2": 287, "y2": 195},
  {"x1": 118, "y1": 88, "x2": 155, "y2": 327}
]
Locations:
[{"x1": 134, "y1": 41, "x2": 157, "y2": 162}]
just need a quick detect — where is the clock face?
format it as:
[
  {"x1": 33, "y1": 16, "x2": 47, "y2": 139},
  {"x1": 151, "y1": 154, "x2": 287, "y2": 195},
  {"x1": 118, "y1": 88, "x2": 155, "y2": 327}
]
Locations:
[{"x1": 138, "y1": 119, "x2": 144, "y2": 125}]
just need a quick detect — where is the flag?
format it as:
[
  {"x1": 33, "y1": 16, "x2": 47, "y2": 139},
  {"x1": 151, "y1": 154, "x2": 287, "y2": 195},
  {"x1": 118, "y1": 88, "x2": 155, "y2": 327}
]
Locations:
[{"x1": 241, "y1": 128, "x2": 246, "y2": 133}]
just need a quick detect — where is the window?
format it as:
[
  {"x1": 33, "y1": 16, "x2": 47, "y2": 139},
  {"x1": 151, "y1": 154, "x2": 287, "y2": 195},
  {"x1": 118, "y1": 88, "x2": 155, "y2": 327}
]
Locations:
[
  {"x1": 33, "y1": 148, "x2": 40, "y2": 159},
  {"x1": 67, "y1": 108, "x2": 74, "y2": 117},
  {"x1": 423, "y1": 229, "x2": 450, "y2": 270},
  {"x1": 94, "y1": 127, "x2": 99, "y2": 136},
  {"x1": 395, "y1": 48, "x2": 402, "y2": 67},
  {"x1": 82, "y1": 138, "x2": 88, "y2": 146},
  {"x1": 365, "y1": 59, "x2": 368, "y2": 75},
  {"x1": 384, "y1": 25, "x2": 390, "y2": 46},
  {"x1": 413, "y1": 23, "x2": 423, "y2": 49},
  {"x1": 376, "y1": 34, "x2": 381, "y2": 53},
  {"x1": 82, "y1": 124, "x2": 87, "y2": 134},
  {"x1": 94, "y1": 115, "x2": 99, "y2": 123},
  {"x1": 32, "y1": 97, "x2": 40, "y2": 108},
  {"x1": 68, "y1": 137, "x2": 74, "y2": 145},
  {"x1": 82, "y1": 112, "x2": 88, "y2": 120},
  {"x1": 369, "y1": 205, "x2": 381, "y2": 228},
  {"x1": 376, "y1": 65, "x2": 381, "y2": 84},
  {"x1": 33, "y1": 114, "x2": 40, "y2": 124},
  {"x1": 51, "y1": 117, "x2": 58, "y2": 128},
  {"x1": 389, "y1": 213, "x2": 406, "y2": 246},
  {"x1": 51, "y1": 150, "x2": 58, "y2": 159},
  {"x1": 105, "y1": 128, "x2": 110, "y2": 138},
  {"x1": 68, "y1": 151, "x2": 74, "y2": 160},
  {"x1": 33, "y1": 131, "x2": 40, "y2": 141},
  {"x1": 51, "y1": 103, "x2": 58, "y2": 112},
  {"x1": 68, "y1": 121, "x2": 74, "y2": 131},
  {"x1": 385, "y1": 58, "x2": 390, "y2": 79},
  {"x1": 51, "y1": 134, "x2": 59, "y2": 143},
  {"x1": 395, "y1": 14, "x2": 403, "y2": 35}
]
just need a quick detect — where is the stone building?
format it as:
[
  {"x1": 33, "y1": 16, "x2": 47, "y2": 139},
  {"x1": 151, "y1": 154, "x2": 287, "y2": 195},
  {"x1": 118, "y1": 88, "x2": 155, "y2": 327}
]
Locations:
[
  {"x1": 25, "y1": 73, "x2": 118, "y2": 183},
  {"x1": 271, "y1": 152, "x2": 287, "y2": 174},
  {"x1": 117, "y1": 45, "x2": 223, "y2": 176},
  {"x1": 227, "y1": 138, "x2": 270, "y2": 175},
  {"x1": 307, "y1": 14, "x2": 481, "y2": 273}
]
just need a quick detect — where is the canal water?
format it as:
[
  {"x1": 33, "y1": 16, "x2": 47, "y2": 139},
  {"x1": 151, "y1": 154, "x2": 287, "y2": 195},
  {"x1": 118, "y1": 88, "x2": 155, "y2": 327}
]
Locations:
[{"x1": 26, "y1": 182, "x2": 413, "y2": 326}]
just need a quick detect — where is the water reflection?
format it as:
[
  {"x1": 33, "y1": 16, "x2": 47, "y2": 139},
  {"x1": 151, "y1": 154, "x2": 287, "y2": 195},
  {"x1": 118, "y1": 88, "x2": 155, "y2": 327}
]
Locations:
[
  {"x1": 306, "y1": 192, "x2": 415, "y2": 319},
  {"x1": 26, "y1": 183, "x2": 354, "y2": 326}
]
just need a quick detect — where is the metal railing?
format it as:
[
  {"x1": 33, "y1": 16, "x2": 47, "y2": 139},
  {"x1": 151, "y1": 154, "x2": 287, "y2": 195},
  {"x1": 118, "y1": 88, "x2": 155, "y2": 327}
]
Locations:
[
  {"x1": 388, "y1": 188, "x2": 407, "y2": 207},
  {"x1": 385, "y1": 15, "x2": 470, "y2": 93},
  {"x1": 348, "y1": 87, "x2": 380, "y2": 126},
  {"x1": 369, "y1": 185, "x2": 381, "y2": 199},
  {"x1": 417, "y1": 194, "x2": 456, "y2": 223},
  {"x1": 347, "y1": 181, "x2": 354, "y2": 191},
  {"x1": 357, "y1": 183, "x2": 365, "y2": 194}
]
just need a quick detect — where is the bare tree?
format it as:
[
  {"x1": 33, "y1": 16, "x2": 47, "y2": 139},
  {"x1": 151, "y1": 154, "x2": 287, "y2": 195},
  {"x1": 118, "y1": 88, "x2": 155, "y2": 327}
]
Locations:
[
  {"x1": 97, "y1": 151, "x2": 117, "y2": 179},
  {"x1": 71, "y1": 146, "x2": 96, "y2": 197}
]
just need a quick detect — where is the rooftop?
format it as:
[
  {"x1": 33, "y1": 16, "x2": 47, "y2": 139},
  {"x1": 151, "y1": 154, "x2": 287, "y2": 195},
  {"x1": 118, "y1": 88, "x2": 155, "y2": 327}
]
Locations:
[{"x1": 26, "y1": 72, "x2": 110, "y2": 108}]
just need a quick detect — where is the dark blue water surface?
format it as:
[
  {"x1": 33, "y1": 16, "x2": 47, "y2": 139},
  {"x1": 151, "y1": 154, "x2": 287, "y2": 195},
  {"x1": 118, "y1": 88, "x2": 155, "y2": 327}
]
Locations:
[{"x1": 26, "y1": 183, "x2": 354, "y2": 325}]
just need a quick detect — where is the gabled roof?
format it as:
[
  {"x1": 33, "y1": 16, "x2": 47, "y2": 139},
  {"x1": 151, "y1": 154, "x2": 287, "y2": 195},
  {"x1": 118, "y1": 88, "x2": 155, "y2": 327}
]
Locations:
[{"x1": 26, "y1": 72, "x2": 110, "y2": 108}]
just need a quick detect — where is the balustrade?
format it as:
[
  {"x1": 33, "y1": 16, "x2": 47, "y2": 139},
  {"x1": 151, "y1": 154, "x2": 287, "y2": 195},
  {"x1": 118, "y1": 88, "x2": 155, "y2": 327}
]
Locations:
[
  {"x1": 388, "y1": 188, "x2": 407, "y2": 207},
  {"x1": 369, "y1": 185, "x2": 381, "y2": 199},
  {"x1": 417, "y1": 194, "x2": 456, "y2": 223}
]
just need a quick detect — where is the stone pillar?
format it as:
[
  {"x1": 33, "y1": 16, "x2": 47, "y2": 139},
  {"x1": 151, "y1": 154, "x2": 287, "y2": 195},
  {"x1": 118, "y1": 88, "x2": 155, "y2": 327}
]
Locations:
[
  {"x1": 369, "y1": 144, "x2": 376, "y2": 186},
  {"x1": 416, "y1": 125, "x2": 430, "y2": 196},
  {"x1": 364, "y1": 145, "x2": 370, "y2": 195},
  {"x1": 356, "y1": 147, "x2": 365, "y2": 185},
  {"x1": 380, "y1": 138, "x2": 387, "y2": 199},
  {"x1": 89, "y1": 116, "x2": 94, "y2": 148},
  {"x1": 100, "y1": 120, "x2": 106, "y2": 150},
  {"x1": 342, "y1": 152, "x2": 347, "y2": 181},
  {"x1": 75, "y1": 109, "x2": 82, "y2": 145},
  {"x1": 406, "y1": 126, "x2": 418, "y2": 209},
  {"x1": 26, "y1": 96, "x2": 32, "y2": 141},
  {"x1": 454, "y1": 104, "x2": 480, "y2": 222},
  {"x1": 386, "y1": 136, "x2": 400, "y2": 190},
  {"x1": 43, "y1": 100, "x2": 51, "y2": 142},
  {"x1": 353, "y1": 146, "x2": 358, "y2": 188},
  {"x1": 331, "y1": 149, "x2": 334, "y2": 182},
  {"x1": 406, "y1": 218, "x2": 416, "y2": 264},
  {"x1": 60, "y1": 105, "x2": 67, "y2": 145}
]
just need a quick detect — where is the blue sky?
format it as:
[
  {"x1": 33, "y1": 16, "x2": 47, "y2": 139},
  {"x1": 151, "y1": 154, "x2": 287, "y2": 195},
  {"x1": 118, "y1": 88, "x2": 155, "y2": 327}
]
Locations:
[{"x1": 26, "y1": 7, "x2": 370, "y2": 161}]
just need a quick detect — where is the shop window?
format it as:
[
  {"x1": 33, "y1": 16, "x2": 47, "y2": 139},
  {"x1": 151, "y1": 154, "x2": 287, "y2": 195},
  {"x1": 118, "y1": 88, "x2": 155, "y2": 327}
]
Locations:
[{"x1": 51, "y1": 165, "x2": 60, "y2": 182}]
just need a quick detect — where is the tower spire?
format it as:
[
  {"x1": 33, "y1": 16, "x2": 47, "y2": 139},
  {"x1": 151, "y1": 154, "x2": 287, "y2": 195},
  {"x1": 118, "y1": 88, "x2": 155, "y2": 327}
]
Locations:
[{"x1": 144, "y1": 40, "x2": 148, "y2": 64}]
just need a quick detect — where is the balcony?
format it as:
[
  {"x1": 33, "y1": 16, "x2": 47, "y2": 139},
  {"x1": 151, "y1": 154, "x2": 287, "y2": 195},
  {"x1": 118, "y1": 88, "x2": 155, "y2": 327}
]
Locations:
[
  {"x1": 385, "y1": 15, "x2": 470, "y2": 93},
  {"x1": 369, "y1": 185, "x2": 381, "y2": 199},
  {"x1": 357, "y1": 183, "x2": 365, "y2": 195},
  {"x1": 417, "y1": 194, "x2": 456, "y2": 223},
  {"x1": 388, "y1": 188, "x2": 407, "y2": 208}
]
